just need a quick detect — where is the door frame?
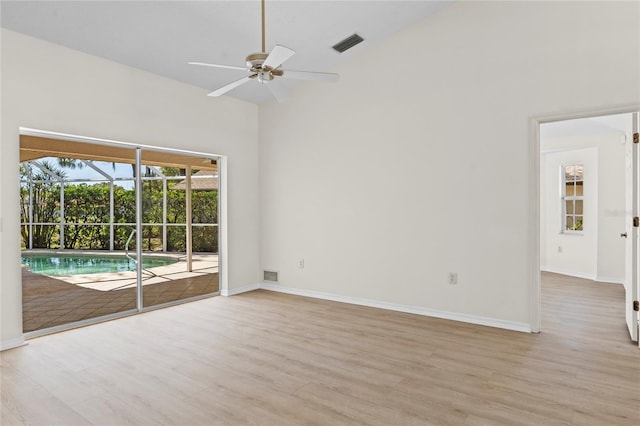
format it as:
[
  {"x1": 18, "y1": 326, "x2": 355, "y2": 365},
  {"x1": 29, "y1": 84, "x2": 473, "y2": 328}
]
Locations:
[
  {"x1": 627, "y1": 112, "x2": 640, "y2": 342},
  {"x1": 529, "y1": 105, "x2": 640, "y2": 334}
]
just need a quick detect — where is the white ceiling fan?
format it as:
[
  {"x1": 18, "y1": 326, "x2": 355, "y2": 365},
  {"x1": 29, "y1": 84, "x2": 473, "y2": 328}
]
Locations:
[{"x1": 189, "y1": 0, "x2": 339, "y2": 102}]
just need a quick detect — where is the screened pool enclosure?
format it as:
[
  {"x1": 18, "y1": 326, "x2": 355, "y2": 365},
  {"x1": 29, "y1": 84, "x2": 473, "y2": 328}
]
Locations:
[
  {"x1": 20, "y1": 159, "x2": 218, "y2": 254},
  {"x1": 20, "y1": 133, "x2": 220, "y2": 334},
  {"x1": 20, "y1": 135, "x2": 219, "y2": 256}
]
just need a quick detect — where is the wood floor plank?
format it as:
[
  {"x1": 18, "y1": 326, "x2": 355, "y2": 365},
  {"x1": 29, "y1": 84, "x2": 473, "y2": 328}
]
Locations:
[
  {"x1": 0, "y1": 365, "x2": 91, "y2": 425},
  {"x1": 1, "y1": 272, "x2": 639, "y2": 425}
]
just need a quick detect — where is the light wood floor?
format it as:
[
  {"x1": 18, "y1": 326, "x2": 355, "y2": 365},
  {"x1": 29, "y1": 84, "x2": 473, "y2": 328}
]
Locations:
[{"x1": 1, "y1": 272, "x2": 639, "y2": 425}]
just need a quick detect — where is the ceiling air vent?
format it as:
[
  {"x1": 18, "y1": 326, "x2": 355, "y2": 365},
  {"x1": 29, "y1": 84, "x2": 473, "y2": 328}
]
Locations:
[
  {"x1": 332, "y1": 33, "x2": 364, "y2": 53},
  {"x1": 263, "y1": 270, "x2": 279, "y2": 282}
]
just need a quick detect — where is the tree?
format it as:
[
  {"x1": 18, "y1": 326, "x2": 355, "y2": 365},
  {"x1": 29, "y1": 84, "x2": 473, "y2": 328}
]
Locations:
[
  {"x1": 114, "y1": 185, "x2": 136, "y2": 250},
  {"x1": 20, "y1": 162, "x2": 219, "y2": 253},
  {"x1": 63, "y1": 183, "x2": 111, "y2": 249},
  {"x1": 20, "y1": 161, "x2": 66, "y2": 249}
]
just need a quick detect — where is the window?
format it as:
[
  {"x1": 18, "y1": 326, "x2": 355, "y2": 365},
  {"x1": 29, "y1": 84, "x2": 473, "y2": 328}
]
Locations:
[{"x1": 562, "y1": 164, "x2": 583, "y2": 232}]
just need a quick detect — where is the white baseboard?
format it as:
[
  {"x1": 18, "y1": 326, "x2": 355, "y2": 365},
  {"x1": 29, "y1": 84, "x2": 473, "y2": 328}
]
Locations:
[
  {"x1": 221, "y1": 283, "x2": 260, "y2": 297},
  {"x1": 595, "y1": 275, "x2": 624, "y2": 285},
  {"x1": 259, "y1": 282, "x2": 531, "y2": 333},
  {"x1": 541, "y1": 267, "x2": 623, "y2": 284},
  {"x1": 1, "y1": 336, "x2": 27, "y2": 351},
  {"x1": 541, "y1": 267, "x2": 596, "y2": 281}
]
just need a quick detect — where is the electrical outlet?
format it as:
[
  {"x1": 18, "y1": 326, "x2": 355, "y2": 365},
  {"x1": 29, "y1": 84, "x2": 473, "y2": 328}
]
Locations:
[
  {"x1": 558, "y1": 246, "x2": 563, "y2": 253},
  {"x1": 448, "y1": 272, "x2": 458, "y2": 285},
  {"x1": 298, "y1": 259, "x2": 305, "y2": 269}
]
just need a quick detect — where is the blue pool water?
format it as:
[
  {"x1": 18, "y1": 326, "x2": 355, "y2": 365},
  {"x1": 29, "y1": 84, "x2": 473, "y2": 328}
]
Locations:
[{"x1": 21, "y1": 253, "x2": 178, "y2": 276}]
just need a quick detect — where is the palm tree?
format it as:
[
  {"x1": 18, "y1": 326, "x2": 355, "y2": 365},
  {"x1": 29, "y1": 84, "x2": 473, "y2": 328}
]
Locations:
[{"x1": 56, "y1": 157, "x2": 84, "y2": 170}]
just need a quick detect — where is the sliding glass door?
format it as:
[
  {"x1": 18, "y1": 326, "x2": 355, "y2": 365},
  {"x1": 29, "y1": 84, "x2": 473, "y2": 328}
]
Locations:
[
  {"x1": 139, "y1": 149, "x2": 220, "y2": 309},
  {"x1": 20, "y1": 134, "x2": 220, "y2": 334}
]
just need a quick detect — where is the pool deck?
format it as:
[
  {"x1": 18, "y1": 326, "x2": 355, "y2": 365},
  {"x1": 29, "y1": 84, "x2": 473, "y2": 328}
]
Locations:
[
  {"x1": 51, "y1": 254, "x2": 217, "y2": 291},
  {"x1": 21, "y1": 251, "x2": 219, "y2": 333}
]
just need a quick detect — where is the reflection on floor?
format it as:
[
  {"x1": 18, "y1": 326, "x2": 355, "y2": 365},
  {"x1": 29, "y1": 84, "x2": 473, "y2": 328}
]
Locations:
[{"x1": 22, "y1": 255, "x2": 219, "y2": 333}]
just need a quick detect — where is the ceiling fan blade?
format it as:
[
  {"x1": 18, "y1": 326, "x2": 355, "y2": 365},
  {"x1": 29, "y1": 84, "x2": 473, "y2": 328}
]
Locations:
[
  {"x1": 263, "y1": 45, "x2": 295, "y2": 69},
  {"x1": 207, "y1": 76, "x2": 253, "y2": 97},
  {"x1": 189, "y1": 62, "x2": 248, "y2": 71},
  {"x1": 266, "y1": 81, "x2": 291, "y2": 103},
  {"x1": 280, "y1": 70, "x2": 339, "y2": 82}
]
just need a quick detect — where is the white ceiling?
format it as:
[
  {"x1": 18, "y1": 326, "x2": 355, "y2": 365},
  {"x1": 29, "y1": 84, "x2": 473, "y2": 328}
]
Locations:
[{"x1": 1, "y1": 0, "x2": 453, "y2": 104}]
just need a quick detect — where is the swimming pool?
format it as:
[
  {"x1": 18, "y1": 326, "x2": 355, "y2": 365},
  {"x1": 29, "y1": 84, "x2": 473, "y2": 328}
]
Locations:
[{"x1": 21, "y1": 253, "x2": 178, "y2": 276}]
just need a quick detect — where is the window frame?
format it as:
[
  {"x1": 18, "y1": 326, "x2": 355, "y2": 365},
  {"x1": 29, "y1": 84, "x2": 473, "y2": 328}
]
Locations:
[{"x1": 561, "y1": 163, "x2": 584, "y2": 234}]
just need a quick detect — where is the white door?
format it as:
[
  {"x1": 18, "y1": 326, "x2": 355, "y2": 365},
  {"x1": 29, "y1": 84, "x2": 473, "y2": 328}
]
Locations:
[{"x1": 624, "y1": 112, "x2": 639, "y2": 343}]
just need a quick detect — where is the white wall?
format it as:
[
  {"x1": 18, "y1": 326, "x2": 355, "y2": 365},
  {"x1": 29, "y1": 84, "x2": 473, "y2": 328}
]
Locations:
[
  {"x1": 541, "y1": 131, "x2": 627, "y2": 283},
  {"x1": 258, "y1": 1, "x2": 640, "y2": 330},
  {"x1": 0, "y1": 30, "x2": 260, "y2": 349}
]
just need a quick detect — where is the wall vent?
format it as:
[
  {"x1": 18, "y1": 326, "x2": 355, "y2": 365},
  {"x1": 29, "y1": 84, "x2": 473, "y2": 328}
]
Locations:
[
  {"x1": 263, "y1": 270, "x2": 279, "y2": 282},
  {"x1": 332, "y1": 33, "x2": 364, "y2": 53}
]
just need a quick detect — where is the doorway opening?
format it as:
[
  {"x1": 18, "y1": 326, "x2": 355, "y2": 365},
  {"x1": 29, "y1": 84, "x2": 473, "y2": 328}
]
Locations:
[
  {"x1": 536, "y1": 110, "x2": 638, "y2": 344},
  {"x1": 20, "y1": 129, "x2": 223, "y2": 336}
]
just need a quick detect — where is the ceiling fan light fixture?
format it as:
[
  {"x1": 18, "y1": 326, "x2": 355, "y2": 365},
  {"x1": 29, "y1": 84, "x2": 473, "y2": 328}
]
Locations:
[
  {"x1": 189, "y1": 0, "x2": 339, "y2": 101},
  {"x1": 257, "y1": 72, "x2": 274, "y2": 83}
]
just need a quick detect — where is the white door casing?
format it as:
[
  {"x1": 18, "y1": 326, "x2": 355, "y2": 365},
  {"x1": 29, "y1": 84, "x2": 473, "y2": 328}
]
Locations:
[{"x1": 624, "y1": 112, "x2": 639, "y2": 343}]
